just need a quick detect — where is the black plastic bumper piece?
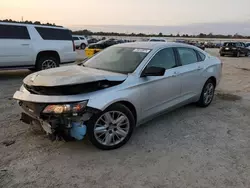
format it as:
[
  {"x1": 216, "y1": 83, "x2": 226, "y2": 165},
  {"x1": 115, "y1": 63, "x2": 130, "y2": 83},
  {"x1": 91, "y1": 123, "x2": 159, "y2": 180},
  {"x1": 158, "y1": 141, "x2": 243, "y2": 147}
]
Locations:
[{"x1": 20, "y1": 112, "x2": 36, "y2": 124}]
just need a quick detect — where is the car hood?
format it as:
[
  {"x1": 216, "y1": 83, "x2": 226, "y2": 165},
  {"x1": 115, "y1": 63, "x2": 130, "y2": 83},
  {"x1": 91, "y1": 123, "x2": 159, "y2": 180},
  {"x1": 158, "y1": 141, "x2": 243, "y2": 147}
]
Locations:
[{"x1": 23, "y1": 65, "x2": 128, "y2": 86}]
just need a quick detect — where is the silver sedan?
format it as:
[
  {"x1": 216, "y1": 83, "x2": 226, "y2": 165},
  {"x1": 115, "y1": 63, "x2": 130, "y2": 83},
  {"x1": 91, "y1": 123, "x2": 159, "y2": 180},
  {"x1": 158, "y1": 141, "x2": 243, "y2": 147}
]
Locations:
[{"x1": 13, "y1": 42, "x2": 222, "y2": 150}]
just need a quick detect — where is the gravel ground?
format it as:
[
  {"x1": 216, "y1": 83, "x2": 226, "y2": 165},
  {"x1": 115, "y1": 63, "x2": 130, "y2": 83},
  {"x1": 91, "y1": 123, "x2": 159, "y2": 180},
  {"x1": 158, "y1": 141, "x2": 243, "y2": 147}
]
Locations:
[{"x1": 0, "y1": 49, "x2": 250, "y2": 188}]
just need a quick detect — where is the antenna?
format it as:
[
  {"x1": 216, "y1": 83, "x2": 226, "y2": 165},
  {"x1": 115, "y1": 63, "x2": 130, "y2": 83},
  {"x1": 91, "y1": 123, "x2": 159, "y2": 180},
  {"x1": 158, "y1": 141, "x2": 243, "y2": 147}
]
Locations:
[{"x1": 21, "y1": 16, "x2": 23, "y2": 22}]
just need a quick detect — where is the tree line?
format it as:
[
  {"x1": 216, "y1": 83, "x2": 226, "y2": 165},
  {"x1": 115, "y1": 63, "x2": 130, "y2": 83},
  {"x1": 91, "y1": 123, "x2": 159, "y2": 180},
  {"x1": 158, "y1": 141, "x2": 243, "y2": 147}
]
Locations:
[
  {"x1": 1, "y1": 19, "x2": 249, "y2": 39},
  {"x1": 73, "y1": 30, "x2": 250, "y2": 39},
  {"x1": 0, "y1": 19, "x2": 61, "y2": 27}
]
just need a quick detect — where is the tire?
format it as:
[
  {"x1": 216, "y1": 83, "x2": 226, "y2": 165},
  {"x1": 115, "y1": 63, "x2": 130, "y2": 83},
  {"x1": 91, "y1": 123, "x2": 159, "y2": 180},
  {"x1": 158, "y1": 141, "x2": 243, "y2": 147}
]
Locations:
[
  {"x1": 80, "y1": 43, "x2": 86, "y2": 49},
  {"x1": 220, "y1": 53, "x2": 224, "y2": 57},
  {"x1": 87, "y1": 103, "x2": 135, "y2": 150},
  {"x1": 36, "y1": 56, "x2": 59, "y2": 71},
  {"x1": 197, "y1": 79, "x2": 215, "y2": 107}
]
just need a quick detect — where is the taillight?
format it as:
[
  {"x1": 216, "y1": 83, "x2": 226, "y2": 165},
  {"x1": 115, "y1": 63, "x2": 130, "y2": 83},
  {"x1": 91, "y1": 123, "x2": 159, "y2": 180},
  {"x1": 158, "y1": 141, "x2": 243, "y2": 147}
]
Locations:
[{"x1": 72, "y1": 40, "x2": 76, "y2": 51}]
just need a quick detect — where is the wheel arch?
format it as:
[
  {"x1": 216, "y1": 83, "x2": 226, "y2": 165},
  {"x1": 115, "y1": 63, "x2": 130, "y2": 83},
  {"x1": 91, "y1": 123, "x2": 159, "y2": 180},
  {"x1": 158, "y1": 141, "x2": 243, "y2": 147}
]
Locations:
[
  {"x1": 36, "y1": 50, "x2": 61, "y2": 64},
  {"x1": 207, "y1": 76, "x2": 216, "y2": 88},
  {"x1": 104, "y1": 101, "x2": 137, "y2": 124}
]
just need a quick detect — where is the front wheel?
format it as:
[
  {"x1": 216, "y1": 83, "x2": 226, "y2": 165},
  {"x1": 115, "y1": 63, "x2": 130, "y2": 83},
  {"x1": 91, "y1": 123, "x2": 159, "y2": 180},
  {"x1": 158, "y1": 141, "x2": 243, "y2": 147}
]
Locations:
[
  {"x1": 197, "y1": 79, "x2": 215, "y2": 107},
  {"x1": 87, "y1": 104, "x2": 135, "y2": 150}
]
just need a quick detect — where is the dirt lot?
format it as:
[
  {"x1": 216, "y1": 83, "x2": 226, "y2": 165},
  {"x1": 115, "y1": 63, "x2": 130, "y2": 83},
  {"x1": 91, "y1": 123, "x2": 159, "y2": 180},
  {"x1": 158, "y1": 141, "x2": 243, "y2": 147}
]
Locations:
[{"x1": 0, "y1": 49, "x2": 250, "y2": 188}]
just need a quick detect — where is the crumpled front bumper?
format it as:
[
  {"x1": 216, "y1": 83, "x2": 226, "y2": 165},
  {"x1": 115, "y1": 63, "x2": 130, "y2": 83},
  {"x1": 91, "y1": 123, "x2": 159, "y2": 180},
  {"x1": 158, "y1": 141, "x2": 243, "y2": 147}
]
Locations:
[{"x1": 13, "y1": 90, "x2": 98, "y2": 141}]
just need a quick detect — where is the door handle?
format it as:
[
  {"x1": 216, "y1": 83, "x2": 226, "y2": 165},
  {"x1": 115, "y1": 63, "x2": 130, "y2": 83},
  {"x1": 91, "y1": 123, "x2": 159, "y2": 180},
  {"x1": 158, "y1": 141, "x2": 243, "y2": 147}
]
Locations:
[
  {"x1": 171, "y1": 71, "x2": 179, "y2": 77},
  {"x1": 197, "y1": 66, "x2": 203, "y2": 70},
  {"x1": 21, "y1": 44, "x2": 30, "y2": 46}
]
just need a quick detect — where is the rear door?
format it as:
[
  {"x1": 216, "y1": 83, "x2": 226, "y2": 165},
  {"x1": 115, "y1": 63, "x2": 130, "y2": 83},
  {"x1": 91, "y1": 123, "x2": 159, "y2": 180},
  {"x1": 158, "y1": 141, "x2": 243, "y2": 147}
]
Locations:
[
  {"x1": 35, "y1": 27, "x2": 75, "y2": 63},
  {"x1": 175, "y1": 47, "x2": 204, "y2": 101},
  {"x1": 0, "y1": 24, "x2": 33, "y2": 67}
]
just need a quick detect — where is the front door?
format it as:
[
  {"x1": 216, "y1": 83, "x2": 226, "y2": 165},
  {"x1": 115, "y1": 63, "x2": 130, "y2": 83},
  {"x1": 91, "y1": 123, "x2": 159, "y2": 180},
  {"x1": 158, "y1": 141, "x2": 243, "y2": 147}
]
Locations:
[{"x1": 139, "y1": 47, "x2": 182, "y2": 120}]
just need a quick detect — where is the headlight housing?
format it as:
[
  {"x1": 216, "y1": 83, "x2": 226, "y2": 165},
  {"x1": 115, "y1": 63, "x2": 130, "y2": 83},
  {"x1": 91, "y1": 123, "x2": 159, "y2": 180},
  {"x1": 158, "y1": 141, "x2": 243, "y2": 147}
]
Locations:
[{"x1": 42, "y1": 101, "x2": 88, "y2": 114}]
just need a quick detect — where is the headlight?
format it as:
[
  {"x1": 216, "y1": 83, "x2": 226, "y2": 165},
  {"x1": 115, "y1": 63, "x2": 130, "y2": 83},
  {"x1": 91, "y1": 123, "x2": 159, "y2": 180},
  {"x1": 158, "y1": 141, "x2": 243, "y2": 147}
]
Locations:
[{"x1": 42, "y1": 101, "x2": 88, "y2": 114}]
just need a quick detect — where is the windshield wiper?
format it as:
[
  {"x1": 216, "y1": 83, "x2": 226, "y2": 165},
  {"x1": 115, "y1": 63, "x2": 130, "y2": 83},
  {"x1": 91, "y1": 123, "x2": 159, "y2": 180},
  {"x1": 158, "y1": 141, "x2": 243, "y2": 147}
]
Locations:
[{"x1": 77, "y1": 58, "x2": 89, "y2": 66}]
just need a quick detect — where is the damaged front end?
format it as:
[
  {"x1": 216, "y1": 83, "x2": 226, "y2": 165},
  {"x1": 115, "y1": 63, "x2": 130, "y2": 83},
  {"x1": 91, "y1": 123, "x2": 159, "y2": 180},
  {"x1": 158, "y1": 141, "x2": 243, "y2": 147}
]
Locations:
[
  {"x1": 19, "y1": 100, "x2": 101, "y2": 141},
  {"x1": 14, "y1": 65, "x2": 127, "y2": 141}
]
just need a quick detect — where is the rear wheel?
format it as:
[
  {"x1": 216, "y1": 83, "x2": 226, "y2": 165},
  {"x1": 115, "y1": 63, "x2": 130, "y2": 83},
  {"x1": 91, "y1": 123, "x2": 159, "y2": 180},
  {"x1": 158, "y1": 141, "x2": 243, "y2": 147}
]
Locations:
[
  {"x1": 36, "y1": 56, "x2": 59, "y2": 71},
  {"x1": 87, "y1": 104, "x2": 135, "y2": 150},
  {"x1": 80, "y1": 43, "x2": 86, "y2": 49},
  {"x1": 197, "y1": 79, "x2": 215, "y2": 107},
  {"x1": 220, "y1": 53, "x2": 224, "y2": 57}
]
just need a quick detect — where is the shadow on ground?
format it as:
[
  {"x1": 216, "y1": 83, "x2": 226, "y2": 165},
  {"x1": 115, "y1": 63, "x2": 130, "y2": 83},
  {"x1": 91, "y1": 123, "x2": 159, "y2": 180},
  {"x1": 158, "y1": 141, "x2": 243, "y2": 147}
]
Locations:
[{"x1": 0, "y1": 70, "x2": 32, "y2": 80}]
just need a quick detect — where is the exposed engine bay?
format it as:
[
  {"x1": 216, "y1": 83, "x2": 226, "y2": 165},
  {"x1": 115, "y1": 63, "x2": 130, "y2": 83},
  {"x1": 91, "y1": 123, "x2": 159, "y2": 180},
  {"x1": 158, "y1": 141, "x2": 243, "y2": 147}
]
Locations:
[{"x1": 23, "y1": 80, "x2": 123, "y2": 95}]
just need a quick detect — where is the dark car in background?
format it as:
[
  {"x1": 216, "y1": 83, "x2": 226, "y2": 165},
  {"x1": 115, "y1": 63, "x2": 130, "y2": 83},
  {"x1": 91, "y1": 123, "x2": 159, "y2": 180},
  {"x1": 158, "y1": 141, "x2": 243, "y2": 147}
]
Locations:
[
  {"x1": 193, "y1": 43, "x2": 205, "y2": 50},
  {"x1": 85, "y1": 39, "x2": 118, "y2": 58},
  {"x1": 220, "y1": 42, "x2": 249, "y2": 57},
  {"x1": 187, "y1": 41, "x2": 205, "y2": 50},
  {"x1": 87, "y1": 38, "x2": 99, "y2": 44}
]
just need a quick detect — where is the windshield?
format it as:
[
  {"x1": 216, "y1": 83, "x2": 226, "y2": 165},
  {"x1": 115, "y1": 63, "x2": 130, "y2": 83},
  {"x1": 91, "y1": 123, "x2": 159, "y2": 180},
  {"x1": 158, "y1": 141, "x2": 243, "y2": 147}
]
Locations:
[{"x1": 84, "y1": 46, "x2": 151, "y2": 74}]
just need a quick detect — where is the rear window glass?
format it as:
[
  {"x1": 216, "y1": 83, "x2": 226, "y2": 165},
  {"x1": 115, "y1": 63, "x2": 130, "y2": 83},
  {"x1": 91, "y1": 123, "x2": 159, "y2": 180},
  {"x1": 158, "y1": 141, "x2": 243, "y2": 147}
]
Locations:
[
  {"x1": 223, "y1": 42, "x2": 236, "y2": 47},
  {"x1": 0, "y1": 24, "x2": 30, "y2": 39},
  {"x1": 35, "y1": 27, "x2": 72, "y2": 40},
  {"x1": 197, "y1": 51, "x2": 206, "y2": 61},
  {"x1": 73, "y1": 37, "x2": 79, "y2": 40}
]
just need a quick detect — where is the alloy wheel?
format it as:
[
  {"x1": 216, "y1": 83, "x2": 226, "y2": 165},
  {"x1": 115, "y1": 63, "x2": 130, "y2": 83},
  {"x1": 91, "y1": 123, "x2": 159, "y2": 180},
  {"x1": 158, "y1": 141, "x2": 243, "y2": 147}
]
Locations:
[
  {"x1": 203, "y1": 83, "x2": 214, "y2": 105},
  {"x1": 94, "y1": 111, "x2": 130, "y2": 146},
  {"x1": 41, "y1": 59, "x2": 57, "y2": 70}
]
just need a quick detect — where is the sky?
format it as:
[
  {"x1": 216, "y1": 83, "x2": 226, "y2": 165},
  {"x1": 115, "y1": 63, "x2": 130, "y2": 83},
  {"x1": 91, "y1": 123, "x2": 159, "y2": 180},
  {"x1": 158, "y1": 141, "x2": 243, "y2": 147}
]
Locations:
[{"x1": 1, "y1": 0, "x2": 250, "y2": 34}]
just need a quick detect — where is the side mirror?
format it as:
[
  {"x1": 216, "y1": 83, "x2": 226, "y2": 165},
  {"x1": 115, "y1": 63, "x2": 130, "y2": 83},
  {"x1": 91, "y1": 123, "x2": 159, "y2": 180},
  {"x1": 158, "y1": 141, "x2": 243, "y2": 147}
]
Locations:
[{"x1": 141, "y1": 66, "x2": 165, "y2": 77}]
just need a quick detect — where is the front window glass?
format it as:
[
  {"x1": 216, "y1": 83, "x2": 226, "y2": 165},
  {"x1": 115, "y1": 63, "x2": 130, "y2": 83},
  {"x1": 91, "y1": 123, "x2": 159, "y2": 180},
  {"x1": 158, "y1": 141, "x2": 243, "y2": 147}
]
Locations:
[{"x1": 84, "y1": 47, "x2": 151, "y2": 74}]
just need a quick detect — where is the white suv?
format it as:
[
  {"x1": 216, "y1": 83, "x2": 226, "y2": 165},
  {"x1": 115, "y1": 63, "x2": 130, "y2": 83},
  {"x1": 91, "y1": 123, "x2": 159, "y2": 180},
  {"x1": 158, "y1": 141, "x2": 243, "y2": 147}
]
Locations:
[
  {"x1": 72, "y1": 35, "x2": 88, "y2": 49},
  {"x1": 0, "y1": 22, "x2": 77, "y2": 71}
]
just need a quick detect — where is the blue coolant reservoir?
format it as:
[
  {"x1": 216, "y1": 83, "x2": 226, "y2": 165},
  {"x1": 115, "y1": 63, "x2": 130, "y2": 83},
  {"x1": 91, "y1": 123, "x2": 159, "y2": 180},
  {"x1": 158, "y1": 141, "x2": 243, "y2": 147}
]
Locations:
[{"x1": 70, "y1": 122, "x2": 87, "y2": 140}]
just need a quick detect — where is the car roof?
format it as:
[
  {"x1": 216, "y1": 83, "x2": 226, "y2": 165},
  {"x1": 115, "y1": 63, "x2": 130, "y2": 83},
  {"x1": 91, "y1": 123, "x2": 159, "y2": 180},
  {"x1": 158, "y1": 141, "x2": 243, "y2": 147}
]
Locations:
[
  {"x1": 115, "y1": 42, "x2": 199, "y2": 50},
  {"x1": 0, "y1": 22, "x2": 66, "y2": 30}
]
